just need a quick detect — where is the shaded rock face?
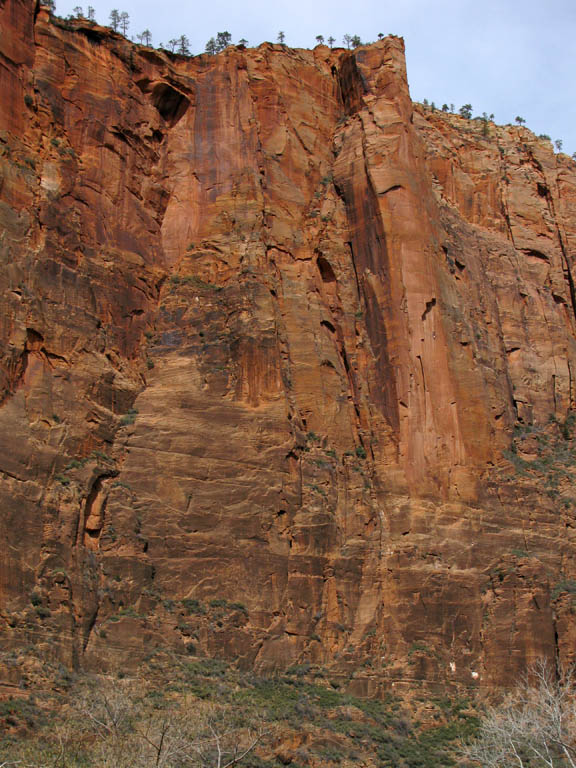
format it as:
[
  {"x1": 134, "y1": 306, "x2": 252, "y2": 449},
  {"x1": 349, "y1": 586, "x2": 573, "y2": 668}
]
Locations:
[{"x1": 1, "y1": 0, "x2": 576, "y2": 693}]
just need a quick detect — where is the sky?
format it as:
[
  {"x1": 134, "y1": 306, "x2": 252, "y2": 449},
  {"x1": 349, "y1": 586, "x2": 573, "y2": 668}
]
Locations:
[{"x1": 55, "y1": 0, "x2": 576, "y2": 156}]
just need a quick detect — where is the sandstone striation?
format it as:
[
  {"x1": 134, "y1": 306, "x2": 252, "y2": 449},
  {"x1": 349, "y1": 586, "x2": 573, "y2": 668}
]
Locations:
[{"x1": 1, "y1": 0, "x2": 576, "y2": 695}]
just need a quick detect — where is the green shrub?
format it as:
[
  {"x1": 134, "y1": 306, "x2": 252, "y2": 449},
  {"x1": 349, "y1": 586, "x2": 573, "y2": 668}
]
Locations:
[
  {"x1": 64, "y1": 458, "x2": 85, "y2": 470},
  {"x1": 551, "y1": 579, "x2": 576, "y2": 600},
  {"x1": 181, "y1": 598, "x2": 206, "y2": 615},
  {"x1": 90, "y1": 450, "x2": 112, "y2": 462},
  {"x1": 286, "y1": 663, "x2": 311, "y2": 677},
  {"x1": 510, "y1": 548, "x2": 530, "y2": 558},
  {"x1": 120, "y1": 408, "x2": 138, "y2": 425}
]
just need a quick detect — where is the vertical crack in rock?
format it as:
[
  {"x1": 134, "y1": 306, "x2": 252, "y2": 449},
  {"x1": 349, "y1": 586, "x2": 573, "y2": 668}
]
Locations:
[
  {"x1": 82, "y1": 476, "x2": 109, "y2": 549},
  {"x1": 334, "y1": 147, "x2": 400, "y2": 435}
]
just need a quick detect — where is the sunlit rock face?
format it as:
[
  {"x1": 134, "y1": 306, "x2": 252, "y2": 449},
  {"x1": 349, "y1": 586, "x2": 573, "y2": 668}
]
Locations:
[{"x1": 1, "y1": 0, "x2": 576, "y2": 693}]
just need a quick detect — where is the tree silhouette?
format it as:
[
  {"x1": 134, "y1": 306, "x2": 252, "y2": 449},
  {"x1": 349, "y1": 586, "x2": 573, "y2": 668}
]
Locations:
[
  {"x1": 377, "y1": 32, "x2": 384, "y2": 39},
  {"x1": 73, "y1": 5, "x2": 83, "y2": 17},
  {"x1": 238, "y1": 38, "x2": 248, "y2": 47},
  {"x1": 119, "y1": 11, "x2": 129, "y2": 36},
  {"x1": 137, "y1": 29, "x2": 152, "y2": 45},
  {"x1": 277, "y1": 31, "x2": 285, "y2": 44},
  {"x1": 315, "y1": 35, "x2": 324, "y2": 44},
  {"x1": 459, "y1": 103, "x2": 472, "y2": 119},
  {"x1": 350, "y1": 35, "x2": 362, "y2": 47},
  {"x1": 205, "y1": 37, "x2": 217, "y2": 55},
  {"x1": 87, "y1": 5, "x2": 95, "y2": 20},
  {"x1": 555, "y1": 139, "x2": 563, "y2": 152},
  {"x1": 168, "y1": 38, "x2": 179, "y2": 53},
  {"x1": 343, "y1": 33, "x2": 352, "y2": 48},
  {"x1": 327, "y1": 36, "x2": 335, "y2": 47},
  {"x1": 441, "y1": 104, "x2": 449, "y2": 112},
  {"x1": 109, "y1": 9, "x2": 120, "y2": 31},
  {"x1": 216, "y1": 31, "x2": 232, "y2": 50},
  {"x1": 515, "y1": 116, "x2": 526, "y2": 125},
  {"x1": 178, "y1": 34, "x2": 190, "y2": 55}
]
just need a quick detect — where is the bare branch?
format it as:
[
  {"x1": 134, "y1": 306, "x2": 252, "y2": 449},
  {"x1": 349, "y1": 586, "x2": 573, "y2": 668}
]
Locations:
[{"x1": 460, "y1": 659, "x2": 576, "y2": 768}]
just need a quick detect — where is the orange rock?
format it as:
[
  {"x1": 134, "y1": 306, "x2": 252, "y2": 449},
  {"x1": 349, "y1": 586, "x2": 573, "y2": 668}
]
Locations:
[{"x1": 1, "y1": 0, "x2": 576, "y2": 692}]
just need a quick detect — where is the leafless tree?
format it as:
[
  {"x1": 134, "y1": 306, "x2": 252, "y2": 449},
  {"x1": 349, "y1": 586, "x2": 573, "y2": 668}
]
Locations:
[
  {"x1": 3, "y1": 676, "x2": 268, "y2": 768},
  {"x1": 76, "y1": 677, "x2": 136, "y2": 738},
  {"x1": 461, "y1": 660, "x2": 576, "y2": 768}
]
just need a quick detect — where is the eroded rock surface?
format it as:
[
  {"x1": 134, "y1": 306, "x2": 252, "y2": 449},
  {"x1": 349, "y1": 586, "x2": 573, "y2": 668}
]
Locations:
[{"x1": 1, "y1": 0, "x2": 576, "y2": 693}]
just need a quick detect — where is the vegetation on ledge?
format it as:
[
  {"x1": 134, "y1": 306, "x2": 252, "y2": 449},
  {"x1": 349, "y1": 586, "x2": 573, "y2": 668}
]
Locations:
[{"x1": 0, "y1": 651, "x2": 479, "y2": 767}]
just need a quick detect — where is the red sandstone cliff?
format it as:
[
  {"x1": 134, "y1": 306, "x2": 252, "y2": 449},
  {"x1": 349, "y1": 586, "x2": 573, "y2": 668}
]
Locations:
[{"x1": 1, "y1": 0, "x2": 576, "y2": 694}]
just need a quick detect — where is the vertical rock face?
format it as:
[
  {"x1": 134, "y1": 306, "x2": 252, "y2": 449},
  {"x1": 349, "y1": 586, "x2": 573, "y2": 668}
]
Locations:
[{"x1": 1, "y1": 0, "x2": 576, "y2": 693}]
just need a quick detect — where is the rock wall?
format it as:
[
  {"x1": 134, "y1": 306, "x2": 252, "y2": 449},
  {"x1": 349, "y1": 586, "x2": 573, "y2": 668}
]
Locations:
[{"x1": 2, "y1": 0, "x2": 576, "y2": 693}]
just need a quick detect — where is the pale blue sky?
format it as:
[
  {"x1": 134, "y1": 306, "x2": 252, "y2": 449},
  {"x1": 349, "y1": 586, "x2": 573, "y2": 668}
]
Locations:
[{"x1": 55, "y1": 0, "x2": 575, "y2": 155}]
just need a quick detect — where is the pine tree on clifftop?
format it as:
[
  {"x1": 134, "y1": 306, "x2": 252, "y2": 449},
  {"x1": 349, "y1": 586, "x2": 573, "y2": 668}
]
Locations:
[
  {"x1": 119, "y1": 11, "x2": 129, "y2": 36},
  {"x1": 215, "y1": 31, "x2": 232, "y2": 51},
  {"x1": 109, "y1": 9, "x2": 120, "y2": 31},
  {"x1": 178, "y1": 35, "x2": 190, "y2": 55}
]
